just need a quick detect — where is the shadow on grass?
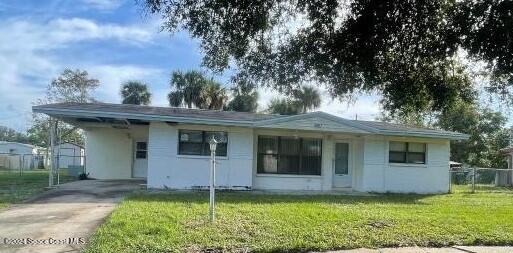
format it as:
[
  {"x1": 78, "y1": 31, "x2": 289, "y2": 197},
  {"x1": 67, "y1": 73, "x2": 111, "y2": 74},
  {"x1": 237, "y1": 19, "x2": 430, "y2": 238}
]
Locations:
[{"x1": 126, "y1": 190, "x2": 437, "y2": 205}]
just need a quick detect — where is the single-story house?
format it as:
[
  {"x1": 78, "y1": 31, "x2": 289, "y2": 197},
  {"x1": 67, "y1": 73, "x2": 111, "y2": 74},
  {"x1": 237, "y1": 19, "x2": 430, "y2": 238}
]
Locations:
[
  {"x1": 0, "y1": 141, "x2": 46, "y2": 170},
  {"x1": 57, "y1": 142, "x2": 84, "y2": 169},
  {"x1": 33, "y1": 102, "x2": 469, "y2": 194}
]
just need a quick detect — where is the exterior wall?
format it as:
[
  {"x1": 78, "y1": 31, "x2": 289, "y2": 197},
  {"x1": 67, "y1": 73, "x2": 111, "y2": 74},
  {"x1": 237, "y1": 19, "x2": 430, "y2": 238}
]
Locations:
[
  {"x1": 85, "y1": 126, "x2": 148, "y2": 179},
  {"x1": 357, "y1": 136, "x2": 450, "y2": 194},
  {"x1": 147, "y1": 122, "x2": 253, "y2": 189},
  {"x1": 83, "y1": 123, "x2": 451, "y2": 194},
  {"x1": 251, "y1": 129, "x2": 364, "y2": 191}
]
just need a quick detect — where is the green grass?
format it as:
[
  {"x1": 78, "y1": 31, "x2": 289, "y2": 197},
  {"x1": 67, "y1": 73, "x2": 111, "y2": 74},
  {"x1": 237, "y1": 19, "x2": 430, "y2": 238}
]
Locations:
[
  {"x1": 0, "y1": 170, "x2": 76, "y2": 208},
  {"x1": 87, "y1": 189, "x2": 513, "y2": 253}
]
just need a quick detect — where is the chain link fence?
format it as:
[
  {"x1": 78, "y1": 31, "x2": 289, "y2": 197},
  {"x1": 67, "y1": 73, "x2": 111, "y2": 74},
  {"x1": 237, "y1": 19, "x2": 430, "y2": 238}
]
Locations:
[
  {"x1": 0, "y1": 152, "x2": 86, "y2": 185},
  {"x1": 0, "y1": 153, "x2": 48, "y2": 174},
  {"x1": 450, "y1": 167, "x2": 513, "y2": 193}
]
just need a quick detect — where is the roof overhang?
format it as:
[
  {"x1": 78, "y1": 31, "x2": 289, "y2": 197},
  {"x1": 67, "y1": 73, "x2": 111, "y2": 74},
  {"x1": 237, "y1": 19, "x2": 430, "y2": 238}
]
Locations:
[
  {"x1": 33, "y1": 105, "x2": 470, "y2": 140},
  {"x1": 33, "y1": 107, "x2": 255, "y2": 127}
]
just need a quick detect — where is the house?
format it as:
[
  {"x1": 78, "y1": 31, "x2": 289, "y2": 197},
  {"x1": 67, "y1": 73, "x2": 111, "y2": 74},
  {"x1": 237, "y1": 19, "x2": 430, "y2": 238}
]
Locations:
[
  {"x1": 57, "y1": 142, "x2": 84, "y2": 169},
  {"x1": 33, "y1": 102, "x2": 469, "y2": 194},
  {"x1": 0, "y1": 141, "x2": 46, "y2": 170}
]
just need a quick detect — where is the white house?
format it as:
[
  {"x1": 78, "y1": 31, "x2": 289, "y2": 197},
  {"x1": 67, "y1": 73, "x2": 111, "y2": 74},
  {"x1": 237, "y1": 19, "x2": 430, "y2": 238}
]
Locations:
[
  {"x1": 33, "y1": 102, "x2": 469, "y2": 194},
  {"x1": 0, "y1": 141, "x2": 46, "y2": 170},
  {"x1": 57, "y1": 142, "x2": 84, "y2": 169}
]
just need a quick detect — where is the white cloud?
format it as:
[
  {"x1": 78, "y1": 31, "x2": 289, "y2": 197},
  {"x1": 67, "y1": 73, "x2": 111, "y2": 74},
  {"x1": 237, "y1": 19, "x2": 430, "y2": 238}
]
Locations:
[
  {"x1": 87, "y1": 65, "x2": 166, "y2": 103},
  {"x1": 81, "y1": 0, "x2": 124, "y2": 10},
  {"x1": 0, "y1": 18, "x2": 156, "y2": 52},
  {"x1": 0, "y1": 17, "x2": 161, "y2": 131}
]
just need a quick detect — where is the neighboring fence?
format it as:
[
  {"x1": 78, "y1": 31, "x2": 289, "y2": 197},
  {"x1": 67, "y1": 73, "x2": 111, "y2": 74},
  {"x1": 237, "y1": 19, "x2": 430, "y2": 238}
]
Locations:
[
  {"x1": 0, "y1": 153, "x2": 48, "y2": 174},
  {"x1": 450, "y1": 167, "x2": 513, "y2": 193},
  {"x1": 0, "y1": 152, "x2": 86, "y2": 186}
]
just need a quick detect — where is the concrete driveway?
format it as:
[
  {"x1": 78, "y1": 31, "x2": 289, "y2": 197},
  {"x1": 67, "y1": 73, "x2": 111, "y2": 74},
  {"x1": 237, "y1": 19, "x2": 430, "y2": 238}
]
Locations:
[{"x1": 0, "y1": 179, "x2": 144, "y2": 253}]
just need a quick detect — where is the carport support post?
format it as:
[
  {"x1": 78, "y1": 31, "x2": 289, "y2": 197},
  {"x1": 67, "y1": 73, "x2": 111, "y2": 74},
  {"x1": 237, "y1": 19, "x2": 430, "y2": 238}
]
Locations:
[
  {"x1": 49, "y1": 119, "x2": 58, "y2": 188},
  {"x1": 209, "y1": 138, "x2": 218, "y2": 223}
]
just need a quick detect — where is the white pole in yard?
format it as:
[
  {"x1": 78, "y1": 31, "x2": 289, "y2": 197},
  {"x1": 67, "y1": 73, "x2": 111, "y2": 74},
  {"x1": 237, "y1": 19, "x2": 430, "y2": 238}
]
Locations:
[
  {"x1": 49, "y1": 119, "x2": 57, "y2": 188},
  {"x1": 209, "y1": 137, "x2": 218, "y2": 223}
]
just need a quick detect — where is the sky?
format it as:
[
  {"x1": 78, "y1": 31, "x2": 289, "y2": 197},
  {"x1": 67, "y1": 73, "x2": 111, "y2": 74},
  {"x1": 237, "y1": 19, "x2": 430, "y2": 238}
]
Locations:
[{"x1": 0, "y1": 0, "x2": 382, "y2": 132}]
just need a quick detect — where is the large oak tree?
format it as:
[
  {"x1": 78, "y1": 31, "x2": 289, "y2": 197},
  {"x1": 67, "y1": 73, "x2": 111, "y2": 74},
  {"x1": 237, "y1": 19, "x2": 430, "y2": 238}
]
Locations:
[{"x1": 143, "y1": 0, "x2": 512, "y2": 113}]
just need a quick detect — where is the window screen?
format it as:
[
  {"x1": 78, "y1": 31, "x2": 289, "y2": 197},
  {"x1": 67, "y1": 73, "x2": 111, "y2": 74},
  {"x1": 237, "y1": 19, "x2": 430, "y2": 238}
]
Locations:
[
  {"x1": 257, "y1": 136, "x2": 322, "y2": 175},
  {"x1": 178, "y1": 130, "x2": 228, "y2": 156},
  {"x1": 389, "y1": 141, "x2": 426, "y2": 164}
]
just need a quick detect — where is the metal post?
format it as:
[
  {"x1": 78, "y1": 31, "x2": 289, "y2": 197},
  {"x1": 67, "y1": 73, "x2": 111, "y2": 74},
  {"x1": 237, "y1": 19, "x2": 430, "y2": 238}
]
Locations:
[
  {"x1": 448, "y1": 169, "x2": 452, "y2": 193},
  {"x1": 472, "y1": 167, "x2": 476, "y2": 193},
  {"x1": 49, "y1": 119, "x2": 58, "y2": 188},
  {"x1": 209, "y1": 148, "x2": 216, "y2": 222}
]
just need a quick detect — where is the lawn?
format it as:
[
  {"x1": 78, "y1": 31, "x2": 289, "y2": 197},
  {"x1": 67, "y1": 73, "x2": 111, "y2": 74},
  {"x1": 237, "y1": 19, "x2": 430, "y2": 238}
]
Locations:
[
  {"x1": 87, "y1": 189, "x2": 513, "y2": 253},
  {"x1": 0, "y1": 170, "x2": 75, "y2": 208}
]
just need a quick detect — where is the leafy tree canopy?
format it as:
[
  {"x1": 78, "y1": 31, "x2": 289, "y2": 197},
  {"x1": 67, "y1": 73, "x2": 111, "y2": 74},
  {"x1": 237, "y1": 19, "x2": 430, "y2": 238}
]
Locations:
[
  {"x1": 226, "y1": 79, "x2": 259, "y2": 112},
  {"x1": 29, "y1": 69, "x2": 99, "y2": 147},
  {"x1": 143, "y1": 0, "x2": 512, "y2": 113},
  {"x1": 267, "y1": 85, "x2": 322, "y2": 114},
  {"x1": 121, "y1": 81, "x2": 152, "y2": 105},
  {"x1": 168, "y1": 70, "x2": 228, "y2": 110},
  {"x1": 0, "y1": 126, "x2": 29, "y2": 144}
]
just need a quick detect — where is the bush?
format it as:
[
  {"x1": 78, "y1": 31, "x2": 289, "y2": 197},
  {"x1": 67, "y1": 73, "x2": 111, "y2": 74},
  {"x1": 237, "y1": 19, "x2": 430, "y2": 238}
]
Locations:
[{"x1": 78, "y1": 172, "x2": 90, "y2": 180}]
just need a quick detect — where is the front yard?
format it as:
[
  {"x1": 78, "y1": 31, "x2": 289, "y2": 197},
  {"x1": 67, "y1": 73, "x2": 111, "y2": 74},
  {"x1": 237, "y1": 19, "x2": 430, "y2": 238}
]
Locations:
[
  {"x1": 0, "y1": 170, "x2": 75, "y2": 209},
  {"x1": 87, "y1": 189, "x2": 513, "y2": 252}
]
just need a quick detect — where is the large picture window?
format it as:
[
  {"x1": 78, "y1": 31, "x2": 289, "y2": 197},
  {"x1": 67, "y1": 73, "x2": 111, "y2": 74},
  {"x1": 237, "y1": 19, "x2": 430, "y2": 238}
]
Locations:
[
  {"x1": 389, "y1": 141, "x2": 426, "y2": 164},
  {"x1": 178, "y1": 130, "x2": 228, "y2": 156},
  {"x1": 257, "y1": 136, "x2": 322, "y2": 175}
]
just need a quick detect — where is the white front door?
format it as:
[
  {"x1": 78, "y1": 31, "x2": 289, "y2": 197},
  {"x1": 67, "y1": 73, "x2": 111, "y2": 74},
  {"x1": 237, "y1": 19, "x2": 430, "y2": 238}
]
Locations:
[
  {"x1": 333, "y1": 142, "x2": 351, "y2": 188},
  {"x1": 132, "y1": 140, "x2": 148, "y2": 178}
]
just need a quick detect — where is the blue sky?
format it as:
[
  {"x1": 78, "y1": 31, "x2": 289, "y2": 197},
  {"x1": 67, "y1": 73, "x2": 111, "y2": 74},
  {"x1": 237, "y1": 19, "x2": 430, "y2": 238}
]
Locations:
[{"x1": 0, "y1": 0, "x2": 381, "y2": 132}]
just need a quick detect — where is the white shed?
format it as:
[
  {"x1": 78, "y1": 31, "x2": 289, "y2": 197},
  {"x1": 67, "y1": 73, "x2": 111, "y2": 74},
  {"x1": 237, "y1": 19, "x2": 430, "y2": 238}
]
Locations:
[
  {"x1": 57, "y1": 142, "x2": 84, "y2": 169},
  {"x1": 0, "y1": 141, "x2": 44, "y2": 170}
]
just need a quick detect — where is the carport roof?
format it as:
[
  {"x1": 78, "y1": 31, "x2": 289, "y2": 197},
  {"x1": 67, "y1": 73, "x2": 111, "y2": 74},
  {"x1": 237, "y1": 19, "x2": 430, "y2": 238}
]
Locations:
[{"x1": 33, "y1": 102, "x2": 469, "y2": 140}]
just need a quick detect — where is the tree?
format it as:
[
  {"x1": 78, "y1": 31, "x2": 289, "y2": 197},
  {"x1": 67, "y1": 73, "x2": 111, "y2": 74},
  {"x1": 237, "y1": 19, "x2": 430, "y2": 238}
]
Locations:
[
  {"x1": 168, "y1": 70, "x2": 228, "y2": 109},
  {"x1": 120, "y1": 81, "x2": 152, "y2": 105},
  {"x1": 266, "y1": 85, "x2": 322, "y2": 115},
  {"x1": 29, "y1": 69, "x2": 99, "y2": 147},
  {"x1": 0, "y1": 126, "x2": 29, "y2": 143},
  {"x1": 198, "y1": 80, "x2": 228, "y2": 110},
  {"x1": 142, "y1": 0, "x2": 511, "y2": 114},
  {"x1": 46, "y1": 69, "x2": 99, "y2": 103},
  {"x1": 168, "y1": 70, "x2": 208, "y2": 108},
  {"x1": 266, "y1": 98, "x2": 300, "y2": 115},
  {"x1": 226, "y1": 80, "x2": 259, "y2": 112},
  {"x1": 436, "y1": 101, "x2": 510, "y2": 168},
  {"x1": 291, "y1": 86, "x2": 321, "y2": 113}
]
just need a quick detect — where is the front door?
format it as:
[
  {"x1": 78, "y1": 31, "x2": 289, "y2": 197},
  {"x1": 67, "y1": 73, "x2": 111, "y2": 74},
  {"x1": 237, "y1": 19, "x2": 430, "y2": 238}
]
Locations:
[
  {"x1": 333, "y1": 142, "x2": 351, "y2": 188},
  {"x1": 132, "y1": 140, "x2": 148, "y2": 178}
]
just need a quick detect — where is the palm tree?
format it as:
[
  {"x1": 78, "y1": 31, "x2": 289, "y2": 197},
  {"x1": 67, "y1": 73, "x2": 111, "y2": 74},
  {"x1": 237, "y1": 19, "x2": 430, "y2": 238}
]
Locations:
[
  {"x1": 199, "y1": 80, "x2": 228, "y2": 110},
  {"x1": 226, "y1": 81, "x2": 259, "y2": 112},
  {"x1": 291, "y1": 86, "x2": 321, "y2": 113},
  {"x1": 266, "y1": 86, "x2": 322, "y2": 115},
  {"x1": 168, "y1": 70, "x2": 206, "y2": 108},
  {"x1": 266, "y1": 98, "x2": 300, "y2": 115},
  {"x1": 120, "y1": 81, "x2": 151, "y2": 105}
]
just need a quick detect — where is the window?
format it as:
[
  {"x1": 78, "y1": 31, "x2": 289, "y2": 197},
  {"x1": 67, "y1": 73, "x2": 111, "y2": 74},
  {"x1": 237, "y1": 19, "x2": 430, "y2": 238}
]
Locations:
[
  {"x1": 389, "y1": 141, "x2": 426, "y2": 164},
  {"x1": 135, "y1": 142, "x2": 147, "y2": 159},
  {"x1": 257, "y1": 136, "x2": 322, "y2": 175},
  {"x1": 178, "y1": 130, "x2": 228, "y2": 156}
]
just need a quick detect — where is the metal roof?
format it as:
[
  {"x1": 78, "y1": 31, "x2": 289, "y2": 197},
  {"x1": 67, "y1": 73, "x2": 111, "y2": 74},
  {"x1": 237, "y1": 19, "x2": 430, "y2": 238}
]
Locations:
[{"x1": 33, "y1": 102, "x2": 469, "y2": 140}]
